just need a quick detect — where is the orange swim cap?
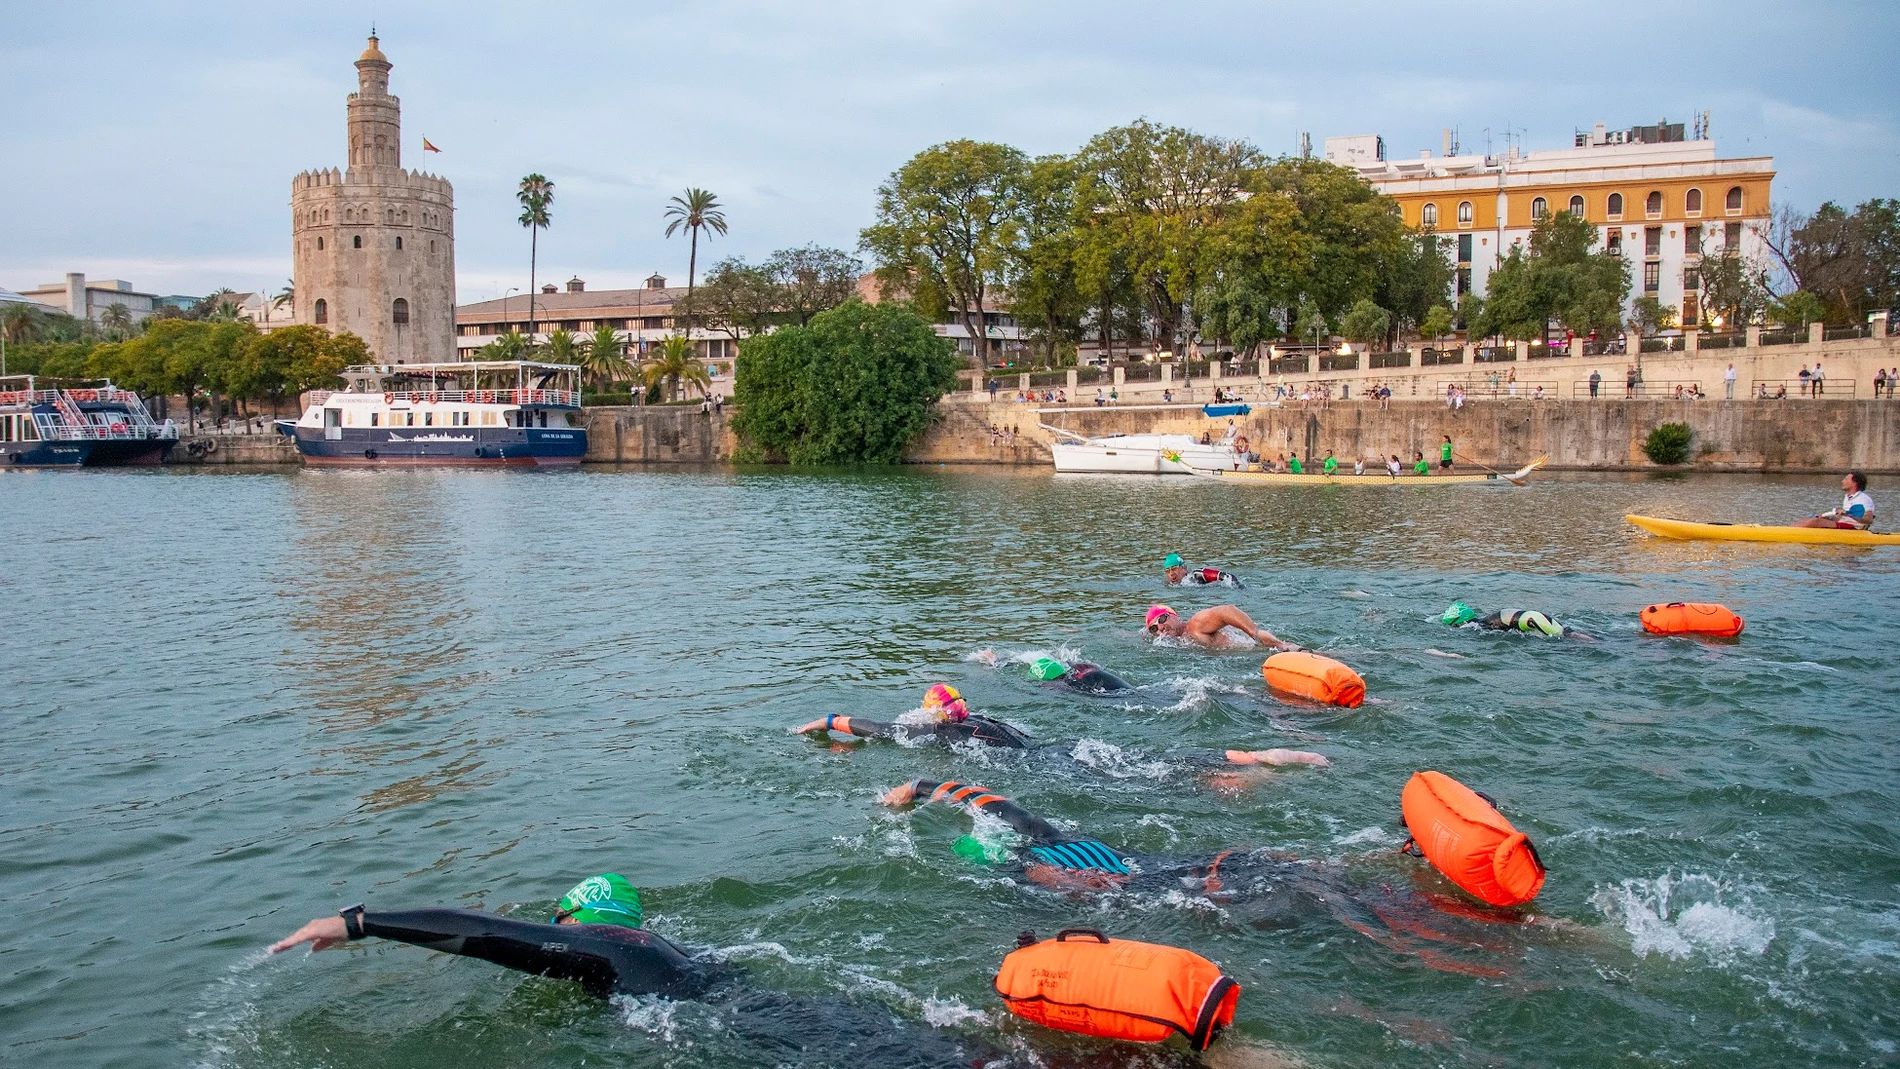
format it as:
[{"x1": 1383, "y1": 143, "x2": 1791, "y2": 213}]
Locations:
[{"x1": 924, "y1": 683, "x2": 968, "y2": 721}]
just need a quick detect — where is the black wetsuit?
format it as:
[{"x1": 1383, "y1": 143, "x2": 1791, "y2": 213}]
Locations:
[
  {"x1": 347, "y1": 908, "x2": 995, "y2": 1067},
  {"x1": 1053, "y1": 663, "x2": 1133, "y2": 693},
  {"x1": 828, "y1": 713, "x2": 1036, "y2": 748}
]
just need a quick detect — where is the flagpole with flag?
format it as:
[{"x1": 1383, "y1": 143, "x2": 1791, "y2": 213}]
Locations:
[{"x1": 423, "y1": 138, "x2": 441, "y2": 154}]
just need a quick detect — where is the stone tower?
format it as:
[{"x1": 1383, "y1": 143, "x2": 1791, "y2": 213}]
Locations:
[{"x1": 290, "y1": 35, "x2": 455, "y2": 364}]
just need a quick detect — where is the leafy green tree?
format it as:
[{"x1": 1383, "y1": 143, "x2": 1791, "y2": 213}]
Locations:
[
  {"x1": 689, "y1": 258, "x2": 781, "y2": 341},
  {"x1": 766, "y1": 245, "x2": 861, "y2": 326},
  {"x1": 1643, "y1": 422, "x2": 1693, "y2": 465},
  {"x1": 1769, "y1": 289, "x2": 1828, "y2": 328},
  {"x1": 517, "y1": 173, "x2": 554, "y2": 327},
  {"x1": 1420, "y1": 304, "x2": 1454, "y2": 344},
  {"x1": 1627, "y1": 296, "x2": 1676, "y2": 337},
  {"x1": 641, "y1": 335, "x2": 710, "y2": 402},
  {"x1": 732, "y1": 300, "x2": 960, "y2": 464},
  {"x1": 235, "y1": 325, "x2": 361, "y2": 415},
  {"x1": 1257, "y1": 158, "x2": 1409, "y2": 326},
  {"x1": 1475, "y1": 211, "x2": 1627, "y2": 340},
  {"x1": 1340, "y1": 298, "x2": 1391, "y2": 348},
  {"x1": 1005, "y1": 155, "x2": 1086, "y2": 365},
  {"x1": 861, "y1": 139, "x2": 1026, "y2": 365},
  {"x1": 1770, "y1": 199, "x2": 1900, "y2": 322},
  {"x1": 581, "y1": 324, "x2": 633, "y2": 389},
  {"x1": 1699, "y1": 251, "x2": 1772, "y2": 328},
  {"x1": 1378, "y1": 234, "x2": 1455, "y2": 339},
  {"x1": 663, "y1": 187, "x2": 728, "y2": 335},
  {"x1": 1294, "y1": 296, "x2": 1328, "y2": 349}
]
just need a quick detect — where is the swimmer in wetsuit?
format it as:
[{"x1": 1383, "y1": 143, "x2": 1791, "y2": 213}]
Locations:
[
  {"x1": 792, "y1": 684, "x2": 1327, "y2": 769},
  {"x1": 1147, "y1": 604, "x2": 1300, "y2": 651},
  {"x1": 270, "y1": 872, "x2": 993, "y2": 1069},
  {"x1": 879, "y1": 781, "x2": 1557, "y2": 975},
  {"x1": 1025, "y1": 655, "x2": 1132, "y2": 693},
  {"x1": 1162, "y1": 552, "x2": 1245, "y2": 588},
  {"x1": 1440, "y1": 601, "x2": 1589, "y2": 639}
]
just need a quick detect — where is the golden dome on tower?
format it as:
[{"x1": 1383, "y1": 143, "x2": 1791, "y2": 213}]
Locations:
[{"x1": 358, "y1": 34, "x2": 388, "y2": 64}]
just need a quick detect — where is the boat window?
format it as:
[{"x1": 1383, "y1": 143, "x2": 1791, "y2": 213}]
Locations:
[
  {"x1": 481, "y1": 411, "x2": 497, "y2": 426},
  {"x1": 1, "y1": 415, "x2": 11, "y2": 441},
  {"x1": 423, "y1": 411, "x2": 434, "y2": 427}
]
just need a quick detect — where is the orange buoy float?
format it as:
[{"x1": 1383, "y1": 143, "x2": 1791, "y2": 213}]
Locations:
[
  {"x1": 1400, "y1": 771, "x2": 1546, "y2": 907},
  {"x1": 994, "y1": 929, "x2": 1240, "y2": 1050},
  {"x1": 1640, "y1": 602, "x2": 1744, "y2": 637},
  {"x1": 1262, "y1": 651, "x2": 1365, "y2": 708}
]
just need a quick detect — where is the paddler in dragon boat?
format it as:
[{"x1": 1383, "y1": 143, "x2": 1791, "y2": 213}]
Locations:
[
  {"x1": 792, "y1": 682, "x2": 1328, "y2": 772},
  {"x1": 1792, "y1": 471, "x2": 1877, "y2": 530},
  {"x1": 1146, "y1": 604, "x2": 1301, "y2": 651},
  {"x1": 1162, "y1": 552, "x2": 1245, "y2": 588},
  {"x1": 1440, "y1": 601, "x2": 1592, "y2": 640},
  {"x1": 876, "y1": 778, "x2": 1562, "y2": 977}
]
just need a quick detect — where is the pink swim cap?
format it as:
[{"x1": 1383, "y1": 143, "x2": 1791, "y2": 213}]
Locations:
[
  {"x1": 924, "y1": 683, "x2": 968, "y2": 721},
  {"x1": 1146, "y1": 604, "x2": 1177, "y2": 628}
]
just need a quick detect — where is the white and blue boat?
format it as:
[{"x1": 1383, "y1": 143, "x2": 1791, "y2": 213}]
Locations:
[
  {"x1": 0, "y1": 377, "x2": 179, "y2": 467},
  {"x1": 279, "y1": 361, "x2": 586, "y2": 466}
]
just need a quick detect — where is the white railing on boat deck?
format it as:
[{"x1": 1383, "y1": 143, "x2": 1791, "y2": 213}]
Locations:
[
  {"x1": 311, "y1": 388, "x2": 581, "y2": 408},
  {"x1": 31, "y1": 418, "x2": 179, "y2": 441}
]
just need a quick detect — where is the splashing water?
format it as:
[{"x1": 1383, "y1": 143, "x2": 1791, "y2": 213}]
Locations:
[{"x1": 1591, "y1": 871, "x2": 1776, "y2": 964}]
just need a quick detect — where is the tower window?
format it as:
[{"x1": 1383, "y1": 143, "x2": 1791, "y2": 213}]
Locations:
[
  {"x1": 317, "y1": 236, "x2": 324, "y2": 250},
  {"x1": 353, "y1": 235, "x2": 362, "y2": 249},
  {"x1": 1421, "y1": 202, "x2": 1438, "y2": 226},
  {"x1": 1607, "y1": 192, "x2": 1624, "y2": 217},
  {"x1": 314, "y1": 299, "x2": 328, "y2": 325},
  {"x1": 392, "y1": 298, "x2": 409, "y2": 325},
  {"x1": 1568, "y1": 195, "x2": 1585, "y2": 216},
  {"x1": 396, "y1": 236, "x2": 403, "y2": 250},
  {"x1": 1531, "y1": 197, "x2": 1548, "y2": 220},
  {"x1": 1685, "y1": 188, "x2": 1702, "y2": 214}
]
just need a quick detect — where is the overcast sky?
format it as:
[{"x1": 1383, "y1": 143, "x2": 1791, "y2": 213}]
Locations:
[{"x1": 4, "y1": 0, "x2": 1895, "y2": 302}]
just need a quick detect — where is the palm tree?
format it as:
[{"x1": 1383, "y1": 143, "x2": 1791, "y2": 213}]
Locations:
[
  {"x1": 641, "y1": 335, "x2": 711, "y2": 402},
  {"x1": 517, "y1": 174, "x2": 555, "y2": 333},
  {"x1": 661, "y1": 188, "x2": 727, "y2": 338},
  {"x1": 273, "y1": 279, "x2": 294, "y2": 323},
  {"x1": 482, "y1": 330, "x2": 534, "y2": 361},
  {"x1": 100, "y1": 302, "x2": 134, "y2": 340},
  {"x1": 1, "y1": 303, "x2": 36, "y2": 347},
  {"x1": 541, "y1": 327, "x2": 582, "y2": 366},
  {"x1": 193, "y1": 288, "x2": 236, "y2": 321},
  {"x1": 582, "y1": 324, "x2": 634, "y2": 390}
]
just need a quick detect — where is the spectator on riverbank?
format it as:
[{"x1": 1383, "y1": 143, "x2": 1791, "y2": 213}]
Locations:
[
  {"x1": 1109, "y1": 387, "x2": 1120, "y2": 404},
  {"x1": 1725, "y1": 363, "x2": 1738, "y2": 399},
  {"x1": 1625, "y1": 365, "x2": 1638, "y2": 398},
  {"x1": 988, "y1": 378, "x2": 999, "y2": 401},
  {"x1": 1799, "y1": 365, "x2": 1813, "y2": 396},
  {"x1": 1590, "y1": 370, "x2": 1602, "y2": 397},
  {"x1": 1814, "y1": 360, "x2": 1826, "y2": 396},
  {"x1": 1094, "y1": 387, "x2": 1105, "y2": 406}
]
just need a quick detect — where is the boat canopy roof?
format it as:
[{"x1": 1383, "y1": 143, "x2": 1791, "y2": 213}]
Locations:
[{"x1": 342, "y1": 360, "x2": 580, "y2": 375}]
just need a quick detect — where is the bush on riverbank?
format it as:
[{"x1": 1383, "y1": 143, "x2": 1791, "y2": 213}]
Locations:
[
  {"x1": 1644, "y1": 422, "x2": 1694, "y2": 465},
  {"x1": 732, "y1": 300, "x2": 959, "y2": 463}
]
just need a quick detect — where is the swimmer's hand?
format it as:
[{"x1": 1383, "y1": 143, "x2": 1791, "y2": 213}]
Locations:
[
  {"x1": 1230, "y1": 748, "x2": 1330, "y2": 767},
  {"x1": 270, "y1": 915, "x2": 349, "y2": 954},
  {"x1": 879, "y1": 782, "x2": 917, "y2": 807},
  {"x1": 791, "y1": 718, "x2": 831, "y2": 734},
  {"x1": 971, "y1": 649, "x2": 998, "y2": 667}
]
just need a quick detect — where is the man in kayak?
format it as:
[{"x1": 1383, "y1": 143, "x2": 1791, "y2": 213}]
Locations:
[
  {"x1": 1793, "y1": 471, "x2": 1876, "y2": 530},
  {"x1": 1440, "y1": 601, "x2": 1589, "y2": 639},
  {"x1": 1146, "y1": 604, "x2": 1300, "y2": 651},
  {"x1": 270, "y1": 873, "x2": 992, "y2": 1067},
  {"x1": 792, "y1": 681, "x2": 1328, "y2": 770},
  {"x1": 1163, "y1": 552, "x2": 1245, "y2": 588}
]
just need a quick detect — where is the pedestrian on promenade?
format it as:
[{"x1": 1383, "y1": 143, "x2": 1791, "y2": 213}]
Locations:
[
  {"x1": 1625, "y1": 365, "x2": 1638, "y2": 398},
  {"x1": 1094, "y1": 387, "x2": 1105, "y2": 407},
  {"x1": 1814, "y1": 360, "x2": 1826, "y2": 396},
  {"x1": 1725, "y1": 363, "x2": 1737, "y2": 399},
  {"x1": 1799, "y1": 365, "x2": 1812, "y2": 396},
  {"x1": 1109, "y1": 387, "x2": 1120, "y2": 405},
  {"x1": 1875, "y1": 368, "x2": 1886, "y2": 398},
  {"x1": 1590, "y1": 370, "x2": 1601, "y2": 398},
  {"x1": 1507, "y1": 367, "x2": 1518, "y2": 398},
  {"x1": 988, "y1": 378, "x2": 999, "y2": 401}
]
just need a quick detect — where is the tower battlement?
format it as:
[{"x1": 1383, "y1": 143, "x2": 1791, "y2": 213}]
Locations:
[{"x1": 292, "y1": 167, "x2": 454, "y2": 195}]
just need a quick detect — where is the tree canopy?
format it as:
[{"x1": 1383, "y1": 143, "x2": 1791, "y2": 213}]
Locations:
[
  {"x1": 731, "y1": 300, "x2": 960, "y2": 464},
  {"x1": 1470, "y1": 211, "x2": 1628, "y2": 340},
  {"x1": 1767, "y1": 198, "x2": 1899, "y2": 323}
]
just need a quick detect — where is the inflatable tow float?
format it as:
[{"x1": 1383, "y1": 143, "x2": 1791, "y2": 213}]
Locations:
[
  {"x1": 1400, "y1": 771, "x2": 1547, "y2": 908},
  {"x1": 1262, "y1": 651, "x2": 1365, "y2": 708},
  {"x1": 1640, "y1": 602, "x2": 1745, "y2": 637},
  {"x1": 995, "y1": 929, "x2": 1240, "y2": 1050}
]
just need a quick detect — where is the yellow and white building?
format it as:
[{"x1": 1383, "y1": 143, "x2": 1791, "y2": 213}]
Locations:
[{"x1": 1325, "y1": 121, "x2": 1774, "y2": 329}]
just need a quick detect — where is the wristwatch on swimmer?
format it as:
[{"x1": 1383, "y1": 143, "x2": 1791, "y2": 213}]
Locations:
[{"x1": 339, "y1": 903, "x2": 366, "y2": 940}]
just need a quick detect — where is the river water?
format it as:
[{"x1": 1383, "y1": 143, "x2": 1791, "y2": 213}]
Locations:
[{"x1": 2, "y1": 466, "x2": 1896, "y2": 1068}]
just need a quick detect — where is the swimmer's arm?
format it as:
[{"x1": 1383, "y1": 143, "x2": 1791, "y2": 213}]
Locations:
[
  {"x1": 1221, "y1": 748, "x2": 1330, "y2": 767},
  {"x1": 270, "y1": 907, "x2": 621, "y2": 991},
  {"x1": 790, "y1": 715, "x2": 895, "y2": 739}
]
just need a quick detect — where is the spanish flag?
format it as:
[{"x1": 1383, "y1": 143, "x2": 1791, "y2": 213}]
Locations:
[{"x1": 422, "y1": 138, "x2": 442, "y2": 153}]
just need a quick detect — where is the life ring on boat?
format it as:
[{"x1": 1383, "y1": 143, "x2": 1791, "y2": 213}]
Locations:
[
  {"x1": 109, "y1": 422, "x2": 127, "y2": 434},
  {"x1": 1640, "y1": 602, "x2": 1743, "y2": 637},
  {"x1": 1400, "y1": 770, "x2": 1546, "y2": 907},
  {"x1": 1262, "y1": 651, "x2": 1365, "y2": 708},
  {"x1": 364, "y1": 449, "x2": 378, "y2": 460},
  {"x1": 383, "y1": 393, "x2": 394, "y2": 404},
  {"x1": 994, "y1": 929, "x2": 1240, "y2": 1050}
]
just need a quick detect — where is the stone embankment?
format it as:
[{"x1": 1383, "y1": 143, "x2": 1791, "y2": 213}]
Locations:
[{"x1": 167, "y1": 434, "x2": 299, "y2": 465}]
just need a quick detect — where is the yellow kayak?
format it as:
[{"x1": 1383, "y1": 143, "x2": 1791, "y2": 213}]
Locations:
[
  {"x1": 1625, "y1": 514, "x2": 1900, "y2": 546},
  {"x1": 1205, "y1": 457, "x2": 1544, "y2": 487}
]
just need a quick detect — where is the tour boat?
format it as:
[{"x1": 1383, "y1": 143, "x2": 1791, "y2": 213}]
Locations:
[
  {"x1": 278, "y1": 361, "x2": 586, "y2": 466},
  {"x1": 1050, "y1": 431, "x2": 1246, "y2": 474},
  {"x1": 0, "y1": 377, "x2": 179, "y2": 467}
]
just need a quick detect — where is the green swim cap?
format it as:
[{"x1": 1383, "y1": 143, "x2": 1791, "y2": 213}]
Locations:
[
  {"x1": 953, "y1": 834, "x2": 1007, "y2": 865},
  {"x1": 555, "y1": 873, "x2": 643, "y2": 928},
  {"x1": 1441, "y1": 601, "x2": 1477, "y2": 626},
  {"x1": 1028, "y1": 656, "x2": 1070, "y2": 681},
  {"x1": 1163, "y1": 552, "x2": 1184, "y2": 568}
]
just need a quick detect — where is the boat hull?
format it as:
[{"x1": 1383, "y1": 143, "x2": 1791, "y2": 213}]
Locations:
[
  {"x1": 290, "y1": 426, "x2": 586, "y2": 467},
  {"x1": 1626, "y1": 514, "x2": 1900, "y2": 546},
  {"x1": 1051, "y1": 436, "x2": 1243, "y2": 474},
  {"x1": 1205, "y1": 457, "x2": 1544, "y2": 487},
  {"x1": 1, "y1": 438, "x2": 173, "y2": 468}
]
